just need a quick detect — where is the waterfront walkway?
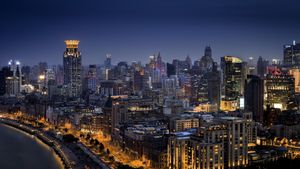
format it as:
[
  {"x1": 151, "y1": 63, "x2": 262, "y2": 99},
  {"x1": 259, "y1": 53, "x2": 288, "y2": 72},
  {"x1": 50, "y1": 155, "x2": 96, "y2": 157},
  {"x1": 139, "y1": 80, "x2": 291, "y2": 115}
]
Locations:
[
  {"x1": 0, "y1": 115, "x2": 111, "y2": 169},
  {"x1": 0, "y1": 118, "x2": 77, "y2": 169}
]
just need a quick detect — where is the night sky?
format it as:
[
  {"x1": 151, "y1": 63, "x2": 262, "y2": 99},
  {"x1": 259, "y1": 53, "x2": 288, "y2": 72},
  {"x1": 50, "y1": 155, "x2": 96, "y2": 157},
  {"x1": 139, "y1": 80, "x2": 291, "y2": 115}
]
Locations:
[{"x1": 1, "y1": 0, "x2": 300, "y2": 66}]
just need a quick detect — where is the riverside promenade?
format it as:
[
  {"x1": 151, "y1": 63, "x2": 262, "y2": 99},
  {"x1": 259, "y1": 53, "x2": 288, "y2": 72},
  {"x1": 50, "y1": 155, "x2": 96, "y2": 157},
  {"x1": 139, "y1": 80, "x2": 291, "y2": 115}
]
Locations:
[
  {"x1": 0, "y1": 117, "x2": 111, "y2": 169},
  {"x1": 0, "y1": 118, "x2": 77, "y2": 169}
]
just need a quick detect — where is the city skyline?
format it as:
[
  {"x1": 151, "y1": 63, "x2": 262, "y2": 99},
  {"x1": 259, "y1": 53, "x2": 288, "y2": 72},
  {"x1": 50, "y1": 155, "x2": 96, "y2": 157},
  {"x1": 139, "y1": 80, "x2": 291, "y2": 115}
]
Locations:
[
  {"x1": 1, "y1": 0, "x2": 300, "y2": 66},
  {"x1": 0, "y1": 42, "x2": 292, "y2": 67},
  {"x1": 1, "y1": 1, "x2": 300, "y2": 169}
]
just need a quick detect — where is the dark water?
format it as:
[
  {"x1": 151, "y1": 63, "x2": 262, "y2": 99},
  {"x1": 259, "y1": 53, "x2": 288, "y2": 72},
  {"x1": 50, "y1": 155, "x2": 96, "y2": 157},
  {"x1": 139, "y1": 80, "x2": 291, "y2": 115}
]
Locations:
[{"x1": 0, "y1": 123, "x2": 64, "y2": 169}]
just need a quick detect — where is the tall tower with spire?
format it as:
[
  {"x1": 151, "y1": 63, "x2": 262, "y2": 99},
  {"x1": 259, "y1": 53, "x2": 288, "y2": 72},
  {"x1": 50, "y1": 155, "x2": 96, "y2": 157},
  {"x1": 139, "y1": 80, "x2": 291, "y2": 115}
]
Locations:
[
  {"x1": 156, "y1": 52, "x2": 166, "y2": 76},
  {"x1": 185, "y1": 55, "x2": 192, "y2": 69},
  {"x1": 63, "y1": 40, "x2": 82, "y2": 98},
  {"x1": 204, "y1": 46, "x2": 212, "y2": 58},
  {"x1": 199, "y1": 46, "x2": 214, "y2": 72}
]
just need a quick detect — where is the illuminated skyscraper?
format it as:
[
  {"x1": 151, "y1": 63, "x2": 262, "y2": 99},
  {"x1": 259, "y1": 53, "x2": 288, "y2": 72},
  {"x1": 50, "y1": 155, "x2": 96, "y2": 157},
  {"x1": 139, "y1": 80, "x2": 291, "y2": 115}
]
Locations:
[
  {"x1": 248, "y1": 57, "x2": 255, "y2": 75},
  {"x1": 221, "y1": 56, "x2": 246, "y2": 101},
  {"x1": 191, "y1": 62, "x2": 220, "y2": 106},
  {"x1": 265, "y1": 70, "x2": 295, "y2": 110},
  {"x1": 220, "y1": 56, "x2": 246, "y2": 111},
  {"x1": 5, "y1": 60, "x2": 22, "y2": 96},
  {"x1": 283, "y1": 40, "x2": 300, "y2": 66},
  {"x1": 289, "y1": 67, "x2": 300, "y2": 93},
  {"x1": 63, "y1": 40, "x2": 82, "y2": 98}
]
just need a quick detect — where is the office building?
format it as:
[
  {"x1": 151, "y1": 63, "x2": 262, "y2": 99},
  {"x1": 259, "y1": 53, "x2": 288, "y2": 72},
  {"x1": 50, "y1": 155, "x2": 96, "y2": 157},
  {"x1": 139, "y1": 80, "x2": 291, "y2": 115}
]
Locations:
[
  {"x1": 168, "y1": 116, "x2": 250, "y2": 169},
  {"x1": 283, "y1": 41, "x2": 300, "y2": 66},
  {"x1": 156, "y1": 52, "x2": 166, "y2": 76},
  {"x1": 244, "y1": 75, "x2": 264, "y2": 122},
  {"x1": 191, "y1": 62, "x2": 220, "y2": 107},
  {"x1": 218, "y1": 117, "x2": 249, "y2": 168},
  {"x1": 133, "y1": 70, "x2": 145, "y2": 92},
  {"x1": 0, "y1": 67, "x2": 13, "y2": 96},
  {"x1": 38, "y1": 62, "x2": 48, "y2": 75},
  {"x1": 172, "y1": 56, "x2": 191, "y2": 75},
  {"x1": 221, "y1": 56, "x2": 246, "y2": 101},
  {"x1": 168, "y1": 132, "x2": 224, "y2": 169},
  {"x1": 199, "y1": 46, "x2": 214, "y2": 72},
  {"x1": 169, "y1": 116, "x2": 199, "y2": 132},
  {"x1": 104, "y1": 54, "x2": 112, "y2": 69},
  {"x1": 288, "y1": 67, "x2": 300, "y2": 93},
  {"x1": 5, "y1": 60, "x2": 22, "y2": 96},
  {"x1": 83, "y1": 64, "x2": 98, "y2": 94},
  {"x1": 265, "y1": 71, "x2": 295, "y2": 110},
  {"x1": 257, "y1": 56, "x2": 269, "y2": 78},
  {"x1": 207, "y1": 62, "x2": 221, "y2": 108},
  {"x1": 21, "y1": 65, "x2": 31, "y2": 84},
  {"x1": 63, "y1": 40, "x2": 82, "y2": 98}
]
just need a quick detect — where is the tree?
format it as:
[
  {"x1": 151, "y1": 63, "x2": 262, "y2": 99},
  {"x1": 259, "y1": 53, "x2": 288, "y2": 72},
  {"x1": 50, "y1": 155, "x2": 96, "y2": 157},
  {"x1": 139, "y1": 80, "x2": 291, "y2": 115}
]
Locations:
[
  {"x1": 99, "y1": 143, "x2": 105, "y2": 152},
  {"x1": 63, "y1": 134, "x2": 79, "y2": 143},
  {"x1": 79, "y1": 133, "x2": 84, "y2": 138},
  {"x1": 89, "y1": 138, "x2": 95, "y2": 145},
  {"x1": 94, "y1": 139, "x2": 100, "y2": 146},
  {"x1": 109, "y1": 156, "x2": 115, "y2": 162},
  {"x1": 86, "y1": 133, "x2": 91, "y2": 140}
]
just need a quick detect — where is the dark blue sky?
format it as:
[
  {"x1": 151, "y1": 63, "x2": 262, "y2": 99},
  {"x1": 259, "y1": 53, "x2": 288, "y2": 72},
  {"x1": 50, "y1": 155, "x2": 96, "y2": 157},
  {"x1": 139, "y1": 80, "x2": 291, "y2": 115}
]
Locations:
[{"x1": 1, "y1": 0, "x2": 300, "y2": 66}]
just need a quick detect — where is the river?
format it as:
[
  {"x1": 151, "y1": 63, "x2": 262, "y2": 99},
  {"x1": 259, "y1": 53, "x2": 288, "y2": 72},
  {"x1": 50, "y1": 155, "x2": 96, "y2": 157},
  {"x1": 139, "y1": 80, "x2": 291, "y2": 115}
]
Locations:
[{"x1": 0, "y1": 123, "x2": 64, "y2": 169}]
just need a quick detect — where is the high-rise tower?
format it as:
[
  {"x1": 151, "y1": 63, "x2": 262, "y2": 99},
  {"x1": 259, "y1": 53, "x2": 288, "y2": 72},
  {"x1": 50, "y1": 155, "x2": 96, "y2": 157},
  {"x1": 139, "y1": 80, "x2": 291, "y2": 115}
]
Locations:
[
  {"x1": 283, "y1": 40, "x2": 300, "y2": 66},
  {"x1": 104, "y1": 54, "x2": 112, "y2": 69},
  {"x1": 221, "y1": 56, "x2": 246, "y2": 101},
  {"x1": 245, "y1": 75, "x2": 264, "y2": 122},
  {"x1": 199, "y1": 46, "x2": 214, "y2": 72},
  {"x1": 63, "y1": 40, "x2": 82, "y2": 98},
  {"x1": 6, "y1": 60, "x2": 22, "y2": 96},
  {"x1": 256, "y1": 56, "x2": 268, "y2": 78}
]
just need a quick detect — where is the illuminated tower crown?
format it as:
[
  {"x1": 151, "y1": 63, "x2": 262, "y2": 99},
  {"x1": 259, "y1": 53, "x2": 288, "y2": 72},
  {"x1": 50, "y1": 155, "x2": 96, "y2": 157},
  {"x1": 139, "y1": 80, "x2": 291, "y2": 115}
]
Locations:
[{"x1": 65, "y1": 40, "x2": 80, "y2": 48}]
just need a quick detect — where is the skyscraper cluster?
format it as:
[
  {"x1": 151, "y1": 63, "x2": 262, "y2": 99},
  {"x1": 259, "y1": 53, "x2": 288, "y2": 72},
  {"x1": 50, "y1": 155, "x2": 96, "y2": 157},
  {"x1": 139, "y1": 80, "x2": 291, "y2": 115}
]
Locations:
[{"x1": 1, "y1": 40, "x2": 300, "y2": 169}]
